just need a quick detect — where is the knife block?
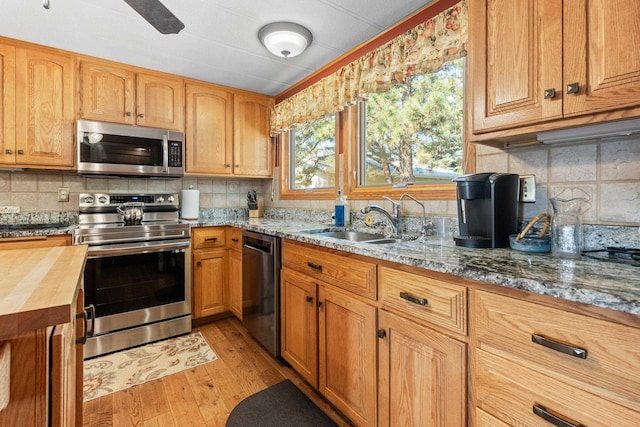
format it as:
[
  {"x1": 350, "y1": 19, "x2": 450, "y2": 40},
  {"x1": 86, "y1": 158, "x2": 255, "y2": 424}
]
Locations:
[{"x1": 249, "y1": 199, "x2": 264, "y2": 218}]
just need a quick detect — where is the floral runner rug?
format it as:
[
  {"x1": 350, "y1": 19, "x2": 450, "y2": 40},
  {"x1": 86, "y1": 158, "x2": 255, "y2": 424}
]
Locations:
[{"x1": 83, "y1": 332, "x2": 217, "y2": 401}]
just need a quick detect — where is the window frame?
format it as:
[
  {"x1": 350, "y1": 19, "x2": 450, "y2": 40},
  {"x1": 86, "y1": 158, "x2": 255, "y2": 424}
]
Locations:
[{"x1": 278, "y1": 113, "x2": 340, "y2": 200}]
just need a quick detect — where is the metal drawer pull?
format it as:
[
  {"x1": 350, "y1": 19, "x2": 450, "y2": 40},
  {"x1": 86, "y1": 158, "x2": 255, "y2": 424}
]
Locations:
[
  {"x1": 307, "y1": 262, "x2": 322, "y2": 271},
  {"x1": 531, "y1": 334, "x2": 587, "y2": 359},
  {"x1": 566, "y1": 82, "x2": 579, "y2": 94},
  {"x1": 204, "y1": 237, "x2": 218, "y2": 242},
  {"x1": 306, "y1": 296, "x2": 313, "y2": 303},
  {"x1": 231, "y1": 238, "x2": 240, "y2": 242},
  {"x1": 533, "y1": 404, "x2": 584, "y2": 427},
  {"x1": 399, "y1": 291, "x2": 427, "y2": 306},
  {"x1": 543, "y1": 88, "x2": 556, "y2": 99}
]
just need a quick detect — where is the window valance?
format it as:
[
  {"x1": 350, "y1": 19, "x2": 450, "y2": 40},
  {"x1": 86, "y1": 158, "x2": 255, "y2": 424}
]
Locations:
[{"x1": 271, "y1": 0, "x2": 468, "y2": 134}]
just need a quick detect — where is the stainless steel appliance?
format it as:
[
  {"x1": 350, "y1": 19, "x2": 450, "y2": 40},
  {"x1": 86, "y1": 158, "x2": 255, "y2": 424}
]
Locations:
[
  {"x1": 72, "y1": 192, "x2": 191, "y2": 358},
  {"x1": 242, "y1": 231, "x2": 281, "y2": 357},
  {"x1": 77, "y1": 120, "x2": 185, "y2": 178}
]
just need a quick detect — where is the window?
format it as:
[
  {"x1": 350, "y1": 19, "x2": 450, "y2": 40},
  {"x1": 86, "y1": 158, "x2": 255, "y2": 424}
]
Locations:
[
  {"x1": 279, "y1": 113, "x2": 337, "y2": 199},
  {"x1": 348, "y1": 58, "x2": 465, "y2": 199}
]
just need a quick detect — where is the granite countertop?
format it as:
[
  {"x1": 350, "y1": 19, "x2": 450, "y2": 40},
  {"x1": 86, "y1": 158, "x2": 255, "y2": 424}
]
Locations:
[
  {"x1": 190, "y1": 218, "x2": 640, "y2": 318},
  {"x1": 3, "y1": 217, "x2": 639, "y2": 318}
]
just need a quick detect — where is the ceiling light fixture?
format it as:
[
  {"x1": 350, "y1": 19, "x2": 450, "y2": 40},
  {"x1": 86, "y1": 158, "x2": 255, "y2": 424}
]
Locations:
[{"x1": 258, "y1": 22, "x2": 313, "y2": 59}]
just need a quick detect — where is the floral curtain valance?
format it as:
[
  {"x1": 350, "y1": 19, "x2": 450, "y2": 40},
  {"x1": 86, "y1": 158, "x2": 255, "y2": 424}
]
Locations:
[{"x1": 271, "y1": 0, "x2": 468, "y2": 134}]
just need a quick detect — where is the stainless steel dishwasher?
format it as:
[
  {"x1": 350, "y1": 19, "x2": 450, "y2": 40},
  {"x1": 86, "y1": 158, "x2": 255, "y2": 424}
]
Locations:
[{"x1": 242, "y1": 230, "x2": 281, "y2": 357}]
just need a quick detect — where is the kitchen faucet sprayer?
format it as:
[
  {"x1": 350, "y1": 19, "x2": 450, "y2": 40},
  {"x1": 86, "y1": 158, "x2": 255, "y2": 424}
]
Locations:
[{"x1": 400, "y1": 193, "x2": 433, "y2": 237}]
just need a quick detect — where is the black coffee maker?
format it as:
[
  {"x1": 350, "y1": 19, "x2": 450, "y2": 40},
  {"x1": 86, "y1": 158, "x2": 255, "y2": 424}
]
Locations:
[{"x1": 453, "y1": 173, "x2": 519, "y2": 248}]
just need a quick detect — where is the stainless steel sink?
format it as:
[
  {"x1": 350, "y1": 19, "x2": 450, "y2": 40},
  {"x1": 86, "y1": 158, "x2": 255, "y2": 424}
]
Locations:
[
  {"x1": 300, "y1": 229, "x2": 405, "y2": 244},
  {"x1": 301, "y1": 229, "x2": 385, "y2": 242}
]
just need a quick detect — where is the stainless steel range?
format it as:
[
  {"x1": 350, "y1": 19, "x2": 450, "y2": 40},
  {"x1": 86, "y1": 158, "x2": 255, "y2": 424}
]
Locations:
[{"x1": 72, "y1": 192, "x2": 191, "y2": 359}]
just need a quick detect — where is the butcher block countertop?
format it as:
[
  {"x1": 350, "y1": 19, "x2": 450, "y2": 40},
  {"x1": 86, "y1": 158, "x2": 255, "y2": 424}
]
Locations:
[{"x1": 0, "y1": 245, "x2": 88, "y2": 341}]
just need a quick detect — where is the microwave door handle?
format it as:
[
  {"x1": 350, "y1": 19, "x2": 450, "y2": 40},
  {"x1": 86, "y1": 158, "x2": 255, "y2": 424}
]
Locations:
[{"x1": 162, "y1": 134, "x2": 169, "y2": 173}]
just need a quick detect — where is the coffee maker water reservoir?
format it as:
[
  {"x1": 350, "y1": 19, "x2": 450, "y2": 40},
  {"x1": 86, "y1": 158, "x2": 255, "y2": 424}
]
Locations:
[{"x1": 453, "y1": 173, "x2": 519, "y2": 248}]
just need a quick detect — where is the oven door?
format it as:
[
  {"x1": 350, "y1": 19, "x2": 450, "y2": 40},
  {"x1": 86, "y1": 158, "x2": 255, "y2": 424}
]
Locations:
[{"x1": 84, "y1": 239, "x2": 191, "y2": 336}]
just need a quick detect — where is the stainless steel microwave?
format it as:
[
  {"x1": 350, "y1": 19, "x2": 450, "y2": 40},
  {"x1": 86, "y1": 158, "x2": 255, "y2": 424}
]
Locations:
[{"x1": 77, "y1": 120, "x2": 185, "y2": 178}]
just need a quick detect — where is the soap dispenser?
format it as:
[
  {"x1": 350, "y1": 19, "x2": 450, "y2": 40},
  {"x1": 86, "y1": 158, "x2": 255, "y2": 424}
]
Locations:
[{"x1": 334, "y1": 189, "x2": 350, "y2": 226}]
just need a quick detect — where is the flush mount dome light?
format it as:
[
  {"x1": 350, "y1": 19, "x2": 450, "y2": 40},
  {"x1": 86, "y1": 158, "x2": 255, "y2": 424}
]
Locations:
[{"x1": 258, "y1": 22, "x2": 313, "y2": 59}]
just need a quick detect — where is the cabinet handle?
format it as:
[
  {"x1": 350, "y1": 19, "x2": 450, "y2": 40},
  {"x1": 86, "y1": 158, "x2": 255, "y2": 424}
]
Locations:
[
  {"x1": 306, "y1": 296, "x2": 313, "y2": 303},
  {"x1": 531, "y1": 333, "x2": 587, "y2": 359},
  {"x1": 17, "y1": 150, "x2": 24, "y2": 155},
  {"x1": 204, "y1": 237, "x2": 218, "y2": 242},
  {"x1": 376, "y1": 329, "x2": 386, "y2": 339},
  {"x1": 75, "y1": 306, "x2": 95, "y2": 345},
  {"x1": 232, "y1": 238, "x2": 239, "y2": 242},
  {"x1": 138, "y1": 113, "x2": 145, "y2": 118},
  {"x1": 543, "y1": 88, "x2": 556, "y2": 99},
  {"x1": 399, "y1": 291, "x2": 427, "y2": 306},
  {"x1": 225, "y1": 164, "x2": 231, "y2": 167},
  {"x1": 533, "y1": 404, "x2": 584, "y2": 427},
  {"x1": 197, "y1": 261, "x2": 202, "y2": 266},
  {"x1": 5, "y1": 149, "x2": 11, "y2": 155},
  {"x1": 125, "y1": 112, "x2": 132, "y2": 117},
  {"x1": 317, "y1": 300, "x2": 323, "y2": 308},
  {"x1": 307, "y1": 262, "x2": 322, "y2": 271},
  {"x1": 235, "y1": 164, "x2": 240, "y2": 168},
  {"x1": 566, "y1": 82, "x2": 579, "y2": 94}
]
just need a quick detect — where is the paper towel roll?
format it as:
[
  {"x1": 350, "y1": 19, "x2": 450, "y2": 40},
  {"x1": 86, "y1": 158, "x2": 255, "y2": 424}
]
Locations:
[{"x1": 180, "y1": 189, "x2": 200, "y2": 220}]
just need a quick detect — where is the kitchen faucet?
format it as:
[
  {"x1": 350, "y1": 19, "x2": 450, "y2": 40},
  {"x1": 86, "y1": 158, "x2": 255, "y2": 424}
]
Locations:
[
  {"x1": 400, "y1": 193, "x2": 433, "y2": 237},
  {"x1": 361, "y1": 196, "x2": 401, "y2": 235}
]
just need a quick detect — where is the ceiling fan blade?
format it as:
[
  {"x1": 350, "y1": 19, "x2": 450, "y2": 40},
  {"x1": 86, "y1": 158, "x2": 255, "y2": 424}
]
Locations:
[{"x1": 124, "y1": 0, "x2": 185, "y2": 34}]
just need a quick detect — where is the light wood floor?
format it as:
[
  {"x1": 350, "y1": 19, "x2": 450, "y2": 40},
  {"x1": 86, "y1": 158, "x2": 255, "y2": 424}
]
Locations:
[{"x1": 83, "y1": 317, "x2": 351, "y2": 427}]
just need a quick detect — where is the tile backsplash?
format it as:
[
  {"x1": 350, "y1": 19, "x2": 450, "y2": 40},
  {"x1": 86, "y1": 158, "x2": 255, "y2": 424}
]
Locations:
[{"x1": 0, "y1": 134, "x2": 638, "y2": 228}]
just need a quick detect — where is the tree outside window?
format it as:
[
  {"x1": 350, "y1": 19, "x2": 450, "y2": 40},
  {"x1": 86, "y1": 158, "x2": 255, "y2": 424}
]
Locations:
[{"x1": 359, "y1": 58, "x2": 465, "y2": 187}]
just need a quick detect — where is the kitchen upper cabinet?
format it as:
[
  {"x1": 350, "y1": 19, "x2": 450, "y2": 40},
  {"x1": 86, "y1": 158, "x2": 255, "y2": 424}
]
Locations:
[
  {"x1": 79, "y1": 61, "x2": 135, "y2": 125},
  {"x1": 12, "y1": 47, "x2": 75, "y2": 168},
  {"x1": 233, "y1": 92, "x2": 274, "y2": 177},
  {"x1": 378, "y1": 310, "x2": 466, "y2": 427},
  {"x1": 185, "y1": 82, "x2": 233, "y2": 174},
  {"x1": 469, "y1": 0, "x2": 640, "y2": 138},
  {"x1": 79, "y1": 60, "x2": 185, "y2": 130},
  {"x1": 0, "y1": 45, "x2": 15, "y2": 166}
]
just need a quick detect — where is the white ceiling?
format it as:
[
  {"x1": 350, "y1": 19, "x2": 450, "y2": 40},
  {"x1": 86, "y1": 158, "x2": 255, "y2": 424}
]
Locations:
[{"x1": 1, "y1": 0, "x2": 434, "y2": 96}]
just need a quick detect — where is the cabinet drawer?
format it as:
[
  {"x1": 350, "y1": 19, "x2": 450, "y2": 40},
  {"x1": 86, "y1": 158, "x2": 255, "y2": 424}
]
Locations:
[
  {"x1": 476, "y1": 350, "x2": 640, "y2": 427},
  {"x1": 474, "y1": 290, "x2": 640, "y2": 411},
  {"x1": 193, "y1": 228, "x2": 226, "y2": 249},
  {"x1": 380, "y1": 267, "x2": 466, "y2": 335},
  {"x1": 228, "y1": 227, "x2": 243, "y2": 252},
  {"x1": 282, "y1": 240, "x2": 377, "y2": 300}
]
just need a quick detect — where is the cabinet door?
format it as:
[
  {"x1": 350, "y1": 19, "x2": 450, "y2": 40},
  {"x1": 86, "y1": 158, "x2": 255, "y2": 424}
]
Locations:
[
  {"x1": 563, "y1": 0, "x2": 640, "y2": 116},
  {"x1": 318, "y1": 284, "x2": 377, "y2": 427},
  {"x1": 469, "y1": 0, "x2": 563, "y2": 133},
  {"x1": 0, "y1": 44, "x2": 15, "y2": 165},
  {"x1": 193, "y1": 250, "x2": 228, "y2": 318},
  {"x1": 378, "y1": 310, "x2": 466, "y2": 427},
  {"x1": 79, "y1": 61, "x2": 135, "y2": 124},
  {"x1": 228, "y1": 248, "x2": 242, "y2": 320},
  {"x1": 280, "y1": 268, "x2": 318, "y2": 387},
  {"x1": 15, "y1": 47, "x2": 75, "y2": 167},
  {"x1": 233, "y1": 93, "x2": 273, "y2": 177},
  {"x1": 185, "y1": 82, "x2": 233, "y2": 174},
  {"x1": 136, "y1": 72, "x2": 185, "y2": 130}
]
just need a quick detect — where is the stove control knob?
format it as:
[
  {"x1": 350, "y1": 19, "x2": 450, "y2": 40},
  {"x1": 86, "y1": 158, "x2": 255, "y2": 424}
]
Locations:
[
  {"x1": 82, "y1": 195, "x2": 94, "y2": 204},
  {"x1": 167, "y1": 196, "x2": 175, "y2": 203},
  {"x1": 98, "y1": 195, "x2": 108, "y2": 204},
  {"x1": 157, "y1": 196, "x2": 165, "y2": 203}
]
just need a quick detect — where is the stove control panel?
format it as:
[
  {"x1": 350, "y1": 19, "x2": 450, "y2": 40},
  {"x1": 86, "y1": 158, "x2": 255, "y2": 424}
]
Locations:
[{"x1": 79, "y1": 193, "x2": 180, "y2": 212}]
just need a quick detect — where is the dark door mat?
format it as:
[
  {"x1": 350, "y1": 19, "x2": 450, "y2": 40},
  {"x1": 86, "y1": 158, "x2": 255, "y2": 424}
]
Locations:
[{"x1": 226, "y1": 379, "x2": 338, "y2": 427}]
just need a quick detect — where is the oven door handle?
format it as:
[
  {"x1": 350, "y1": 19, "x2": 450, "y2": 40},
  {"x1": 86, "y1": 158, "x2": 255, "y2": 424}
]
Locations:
[
  {"x1": 77, "y1": 230, "x2": 189, "y2": 246},
  {"x1": 86, "y1": 239, "x2": 190, "y2": 258}
]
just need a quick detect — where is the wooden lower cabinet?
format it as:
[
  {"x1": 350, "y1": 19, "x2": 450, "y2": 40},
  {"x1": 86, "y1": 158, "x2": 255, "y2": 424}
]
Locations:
[
  {"x1": 192, "y1": 249, "x2": 228, "y2": 318},
  {"x1": 378, "y1": 310, "x2": 466, "y2": 427},
  {"x1": 280, "y1": 266, "x2": 377, "y2": 427},
  {"x1": 228, "y1": 244, "x2": 242, "y2": 320}
]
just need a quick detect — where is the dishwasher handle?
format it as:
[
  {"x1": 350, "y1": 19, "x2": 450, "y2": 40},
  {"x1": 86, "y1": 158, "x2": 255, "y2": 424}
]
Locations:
[{"x1": 243, "y1": 235, "x2": 273, "y2": 254}]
